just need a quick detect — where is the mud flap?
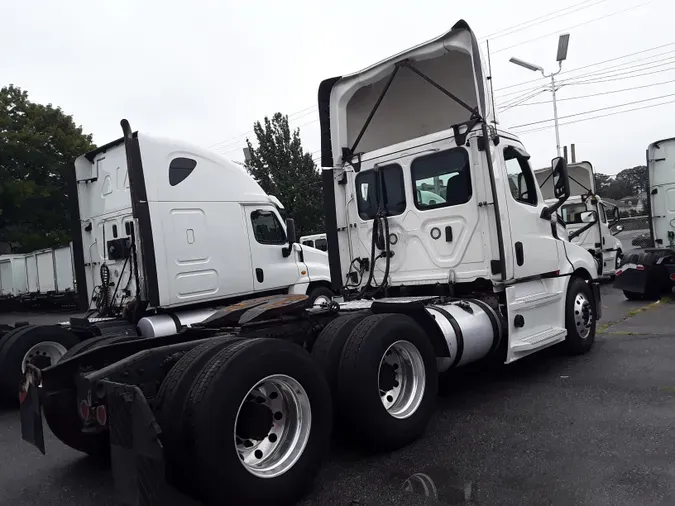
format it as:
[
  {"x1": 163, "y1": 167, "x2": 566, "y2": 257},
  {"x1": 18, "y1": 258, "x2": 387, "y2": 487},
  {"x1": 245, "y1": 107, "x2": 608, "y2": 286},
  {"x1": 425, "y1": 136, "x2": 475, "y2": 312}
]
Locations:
[
  {"x1": 19, "y1": 375, "x2": 45, "y2": 455},
  {"x1": 105, "y1": 381, "x2": 199, "y2": 506},
  {"x1": 613, "y1": 268, "x2": 649, "y2": 294},
  {"x1": 591, "y1": 281, "x2": 602, "y2": 320}
]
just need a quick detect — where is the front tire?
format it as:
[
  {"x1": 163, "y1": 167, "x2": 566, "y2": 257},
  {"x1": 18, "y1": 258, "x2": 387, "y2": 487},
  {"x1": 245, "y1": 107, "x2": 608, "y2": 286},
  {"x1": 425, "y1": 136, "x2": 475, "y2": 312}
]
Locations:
[
  {"x1": 306, "y1": 286, "x2": 334, "y2": 308},
  {"x1": 563, "y1": 277, "x2": 596, "y2": 355},
  {"x1": 187, "y1": 338, "x2": 332, "y2": 506},
  {"x1": 336, "y1": 314, "x2": 438, "y2": 450}
]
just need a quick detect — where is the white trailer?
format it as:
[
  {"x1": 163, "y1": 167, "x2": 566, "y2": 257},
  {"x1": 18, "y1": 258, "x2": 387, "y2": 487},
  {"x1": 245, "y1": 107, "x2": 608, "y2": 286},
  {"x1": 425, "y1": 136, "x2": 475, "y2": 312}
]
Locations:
[
  {"x1": 0, "y1": 255, "x2": 28, "y2": 298},
  {"x1": 18, "y1": 20, "x2": 602, "y2": 506}
]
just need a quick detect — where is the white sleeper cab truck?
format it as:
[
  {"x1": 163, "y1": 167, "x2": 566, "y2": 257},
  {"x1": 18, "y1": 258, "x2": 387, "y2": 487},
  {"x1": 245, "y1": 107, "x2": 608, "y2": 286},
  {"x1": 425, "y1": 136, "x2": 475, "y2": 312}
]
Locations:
[
  {"x1": 614, "y1": 137, "x2": 675, "y2": 299},
  {"x1": 0, "y1": 130, "x2": 332, "y2": 401},
  {"x1": 300, "y1": 232, "x2": 328, "y2": 251},
  {"x1": 19, "y1": 21, "x2": 600, "y2": 506},
  {"x1": 536, "y1": 162, "x2": 624, "y2": 278}
]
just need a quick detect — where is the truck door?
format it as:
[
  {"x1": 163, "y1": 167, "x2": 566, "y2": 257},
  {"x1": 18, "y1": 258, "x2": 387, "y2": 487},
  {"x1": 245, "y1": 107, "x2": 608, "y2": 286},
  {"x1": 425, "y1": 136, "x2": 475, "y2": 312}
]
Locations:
[
  {"x1": 500, "y1": 143, "x2": 561, "y2": 279},
  {"x1": 648, "y1": 141, "x2": 675, "y2": 248},
  {"x1": 244, "y1": 205, "x2": 301, "y2": 292},
  {"x1": 597, "y1": 202, "x2": 617, "y2": 275}
]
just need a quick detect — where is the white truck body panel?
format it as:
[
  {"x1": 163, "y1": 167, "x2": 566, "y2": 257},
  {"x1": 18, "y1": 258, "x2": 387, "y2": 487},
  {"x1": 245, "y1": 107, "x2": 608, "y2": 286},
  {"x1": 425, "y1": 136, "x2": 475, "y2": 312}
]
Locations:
[
  {"x1": 647, "y1": 138, "x2": 675, "y2": 248},
  {"x1": 54, "y1": 244, "x2": 75, "y2": 292},
  {"x1": 25, "y1": 254, "x2": 39, "y2": 293},
  {"x1": 0, "y1": 255, "x2": 28, "y2": 297},
  {"x1": 35, "y1": 249, "x2": 56, "y2": 293}
]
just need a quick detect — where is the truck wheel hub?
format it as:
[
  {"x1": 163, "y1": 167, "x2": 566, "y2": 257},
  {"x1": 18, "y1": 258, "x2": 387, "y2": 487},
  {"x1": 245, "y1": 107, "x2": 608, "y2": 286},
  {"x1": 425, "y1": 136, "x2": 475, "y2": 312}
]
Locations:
[
  {"x1": 573, "y1": 293, "x2": 593, "y2": 339},
  {"x1": 234, "y1": 374, "x2": 312, "y2": 478},
  {"x1": 377, "y1": 340, "x2": 426, "y2": 420},
  {"x1": 21, "y1": 341, "x2": 68, "y2": 374}
]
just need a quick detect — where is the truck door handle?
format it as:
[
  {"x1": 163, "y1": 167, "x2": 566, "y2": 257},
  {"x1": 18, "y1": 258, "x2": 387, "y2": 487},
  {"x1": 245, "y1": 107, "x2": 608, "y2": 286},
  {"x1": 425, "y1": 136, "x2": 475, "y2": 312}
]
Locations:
[
  {"x1": 255, "y1": 268, "x2": 264, "y2": 283},
  {"x1": 515, "y1": 242, "x2": 524, "y2": 266},
  {"x1": 445, "y1": 226, "x2": 453, "y2": 242}
]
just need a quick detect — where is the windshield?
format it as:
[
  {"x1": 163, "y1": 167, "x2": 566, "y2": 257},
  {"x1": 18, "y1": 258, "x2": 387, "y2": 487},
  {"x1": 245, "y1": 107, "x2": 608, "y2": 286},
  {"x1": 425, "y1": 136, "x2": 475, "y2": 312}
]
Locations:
[{"x1": 561, "y1": 203, "x2": 588, "y2": 224}]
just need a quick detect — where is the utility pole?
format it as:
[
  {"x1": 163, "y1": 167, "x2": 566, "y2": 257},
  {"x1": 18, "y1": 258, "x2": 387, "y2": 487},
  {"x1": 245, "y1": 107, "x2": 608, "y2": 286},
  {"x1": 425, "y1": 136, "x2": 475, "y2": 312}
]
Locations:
[{"x1": 510, "y1": 34, "x2": 570, "y2": 157}]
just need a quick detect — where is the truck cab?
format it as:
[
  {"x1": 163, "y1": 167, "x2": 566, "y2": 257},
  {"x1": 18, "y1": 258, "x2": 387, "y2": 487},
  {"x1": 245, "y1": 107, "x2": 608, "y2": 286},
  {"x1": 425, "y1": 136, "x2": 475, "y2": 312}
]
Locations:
[
  {"x1": 536, "y1": 162, "x2": 623, "y2": 278},
  {"x1": 614, "y1": 138, "x2": 675, "y2": 298}
]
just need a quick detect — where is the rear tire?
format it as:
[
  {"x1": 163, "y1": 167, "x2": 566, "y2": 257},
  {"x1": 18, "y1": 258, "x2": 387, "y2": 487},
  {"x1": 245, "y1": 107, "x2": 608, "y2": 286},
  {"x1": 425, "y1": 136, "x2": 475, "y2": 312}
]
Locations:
[
  {"x1": 311, "y1": 312, "x2": 369, "y2": 395},
  {"x1": 336, "y1": 314, "x2": 438, "y2": 450},
  {"x1": 0, "y1": 325, "x2": 79, "y2": 401},
  {"x1": 42, "y1": 335, "x2": 135, "y2": 458},
  {"x1": 187, "y1": 338, "x2": 332, "y2": 506},
  {"x1": 155, "y1": 337, "x2": 244, "y2": 493},
  {"x1": 563, "y1": 277, "x2": 596, "y2": 355},
  {"x1": 623, "y1": 290, "x2": 644, "y2": 301}
]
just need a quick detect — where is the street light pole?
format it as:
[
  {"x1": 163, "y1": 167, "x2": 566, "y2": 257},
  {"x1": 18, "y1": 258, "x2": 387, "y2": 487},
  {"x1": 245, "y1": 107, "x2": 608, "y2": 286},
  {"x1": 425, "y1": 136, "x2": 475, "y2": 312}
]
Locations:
[{"x1": 509, "y1": 34, "x2": 570, "y2": 158}]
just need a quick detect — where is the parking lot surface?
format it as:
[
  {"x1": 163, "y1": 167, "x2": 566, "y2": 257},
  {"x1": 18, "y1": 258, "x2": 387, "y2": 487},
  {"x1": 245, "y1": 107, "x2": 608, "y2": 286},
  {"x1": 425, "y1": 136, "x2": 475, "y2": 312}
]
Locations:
[{"x1": 1, "y1": 285, "x2": 673, "y2": 506}]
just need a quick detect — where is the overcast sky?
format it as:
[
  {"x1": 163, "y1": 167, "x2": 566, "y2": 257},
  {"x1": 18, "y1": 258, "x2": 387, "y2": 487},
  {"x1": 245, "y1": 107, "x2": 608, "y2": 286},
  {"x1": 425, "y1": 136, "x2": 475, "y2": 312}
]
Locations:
[{"x1": 3, "y1": 0, "x2": 672, "y2": 175}]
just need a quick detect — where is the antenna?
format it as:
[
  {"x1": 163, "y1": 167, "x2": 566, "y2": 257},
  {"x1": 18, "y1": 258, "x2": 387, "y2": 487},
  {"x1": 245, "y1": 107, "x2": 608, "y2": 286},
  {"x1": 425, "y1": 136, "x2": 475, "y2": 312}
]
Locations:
[{"x1": 486, "y1": 39, "x2": 497, "y2": 125}]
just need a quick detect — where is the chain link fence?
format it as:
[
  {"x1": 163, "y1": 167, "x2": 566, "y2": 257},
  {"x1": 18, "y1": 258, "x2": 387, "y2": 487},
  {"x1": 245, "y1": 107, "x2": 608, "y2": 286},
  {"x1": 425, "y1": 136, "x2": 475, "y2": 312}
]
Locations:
[{"x1": 610, "y1": 215, "x2": 652, "y2": 250}]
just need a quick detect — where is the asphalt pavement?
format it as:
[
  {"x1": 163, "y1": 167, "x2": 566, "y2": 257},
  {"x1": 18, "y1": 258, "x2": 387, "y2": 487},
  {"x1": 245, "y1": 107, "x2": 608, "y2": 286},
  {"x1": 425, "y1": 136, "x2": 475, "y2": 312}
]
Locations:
[{"x1": 1, "y1": 285, "x2": 674, "y2": 506}]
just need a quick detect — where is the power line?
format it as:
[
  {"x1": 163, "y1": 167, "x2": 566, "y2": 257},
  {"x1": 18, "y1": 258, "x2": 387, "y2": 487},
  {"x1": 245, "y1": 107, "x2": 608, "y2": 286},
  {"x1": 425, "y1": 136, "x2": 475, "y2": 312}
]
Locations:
[
  {"x1": 499, "y1": 87, "x2": 549, "y2": 111},
  {"x1": 480, "y1": 0, "x2": 609, "y2": 42},
  {"x1": 513, "y1": 96, "x2": 675, "y2": 134},
  {"x1": 566, "y1": 64, "x2": 675, "y2": 85},
  {"x1": 503, "y1": 77, "x2": 675, "y2": 107},
  {"x1": 490, "y1": 0, "x2": 658, "y2": 55},
  {"x1": 559, "y1": 54, "x2": 675, "y2": 84},
  {"x1": 509, "y1": 90, "x2": 675, "y2": 129}
]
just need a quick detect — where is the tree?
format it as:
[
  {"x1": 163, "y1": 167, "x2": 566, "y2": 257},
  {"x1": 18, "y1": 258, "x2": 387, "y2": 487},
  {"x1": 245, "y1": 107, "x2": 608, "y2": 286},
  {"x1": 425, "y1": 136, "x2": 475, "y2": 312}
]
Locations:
[
  {"x1": 245, "y1": 113, "x2": 324, "y2": 236},
  {"x1": 0, "y1": 85, "x2": 95, "y2": 252},
  {"x1": 615, "y1": 165, "x2": 648, "y2": 196},
  {"x1": 594, "y1": 173, "x2": 613, "y2": 195}
]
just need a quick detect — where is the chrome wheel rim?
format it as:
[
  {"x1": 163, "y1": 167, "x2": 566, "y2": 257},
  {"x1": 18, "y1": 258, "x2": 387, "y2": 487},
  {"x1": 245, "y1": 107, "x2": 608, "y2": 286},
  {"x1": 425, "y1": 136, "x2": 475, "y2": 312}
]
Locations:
[
  {"x1": 378, "y1": 340, "x2": 426, "y2": 419},
  {"x1": 21, "y1": 341, "x2": 68, "y2": 374},
  {"x1": 234, "y1": 374, "x2": 312, "y2": 478},
  {"x1": 312, "y1": 295, "x2": 331, "y2": 308},
  {"x1": 615, "y1": 253, "x2": 623, "y2": 270},
  {"x1": 573, "y1": 293, "x2": 593, "y2": 339}
]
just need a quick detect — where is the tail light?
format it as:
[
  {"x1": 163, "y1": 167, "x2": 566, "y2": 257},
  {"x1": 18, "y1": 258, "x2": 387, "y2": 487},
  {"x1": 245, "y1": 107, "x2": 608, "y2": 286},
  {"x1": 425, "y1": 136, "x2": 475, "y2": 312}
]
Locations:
[
  {"x1": 79, "y1": 400, "x2": 90, "y2": 421},
  {"x1": 670, "y1": 273, "x2": 675, "y2": 281},
  {"x1": 636, "y1": 264, "x2": 645, "y2": 271},
  {"x1": 95, "y1": 405, "x2": 108, "y2": 426},
  {"x1": 615, "y1": 269, "x2": 623, "y2": 276}
]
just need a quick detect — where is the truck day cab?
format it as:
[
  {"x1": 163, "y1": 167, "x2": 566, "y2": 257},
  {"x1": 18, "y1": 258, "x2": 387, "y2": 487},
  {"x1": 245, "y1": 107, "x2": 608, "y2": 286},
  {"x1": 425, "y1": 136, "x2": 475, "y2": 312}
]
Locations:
[
  {"x1": 614, "y1": 137, "x2": 675, "y2": 298},
  {"x1": 19, "y1": 20, "x2": 601, "y2": 506},
  {"x1": 0, "y1": 133, "x2": 333, "y2": 400},
  {"x1": 536, "y1": 162, "x2": 624, "y2": 278}
]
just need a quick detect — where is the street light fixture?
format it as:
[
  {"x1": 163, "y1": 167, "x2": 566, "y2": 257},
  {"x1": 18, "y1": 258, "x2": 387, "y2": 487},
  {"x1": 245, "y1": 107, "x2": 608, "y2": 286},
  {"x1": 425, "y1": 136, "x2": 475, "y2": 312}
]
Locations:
[{"x1": 510, "y1": 33, "x2": 571, "y2": 157}]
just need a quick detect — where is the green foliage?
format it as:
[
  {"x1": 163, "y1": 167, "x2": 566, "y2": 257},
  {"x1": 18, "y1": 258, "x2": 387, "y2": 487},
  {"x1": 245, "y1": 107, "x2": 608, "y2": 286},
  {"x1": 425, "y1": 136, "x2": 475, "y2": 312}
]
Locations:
[
  {"x1": 0, "y1": 85, "x2": 95, "y2": 252},
  {"x1": 244, "y1": 113, "x2": 323, "y2": 237},
  {"x1": 595, "y1": 165, "x2": 648, "y2": 201}
]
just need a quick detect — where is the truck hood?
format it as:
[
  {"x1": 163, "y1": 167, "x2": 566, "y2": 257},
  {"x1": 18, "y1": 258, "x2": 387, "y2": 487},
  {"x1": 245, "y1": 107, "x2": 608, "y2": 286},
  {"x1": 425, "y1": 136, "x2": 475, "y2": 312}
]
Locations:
[
  {"x1": 300, "y1": 245, "x2": 330, "y2": 282},
  {"x1": 318, "y1": 19, "x2": 496, "y2": 167},
  {"x1": 536, "y1": 162, "x2": 595, "y2": 199}
]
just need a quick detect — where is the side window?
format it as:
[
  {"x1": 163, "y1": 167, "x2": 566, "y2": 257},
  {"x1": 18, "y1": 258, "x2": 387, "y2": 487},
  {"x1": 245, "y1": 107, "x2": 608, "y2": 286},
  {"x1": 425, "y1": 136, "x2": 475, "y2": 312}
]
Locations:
[
  {"x1": 504, "y1": 147, "x2": 538, "y2": 206},
  {"x1": 315, "y1": 238, "x2": 327, "y2": 251},
  {"x1": 411, "y1": 148, "x2": 472, "y2": 210},
  {"x1": 599, "y1": 204, "x2": 607, "y2": 223},
  {"x1": 169, "y1": 157, "x2": 197, "y2": 186},
  {"x1": 250, "y1": 210, "x2": 287, "y2": 245},
  {"x1": 355, "y1": 164, "x2": 406, "y2": 220},
  {"x1": 302, "y1": 240, "x2": 314, "y2": 247}
]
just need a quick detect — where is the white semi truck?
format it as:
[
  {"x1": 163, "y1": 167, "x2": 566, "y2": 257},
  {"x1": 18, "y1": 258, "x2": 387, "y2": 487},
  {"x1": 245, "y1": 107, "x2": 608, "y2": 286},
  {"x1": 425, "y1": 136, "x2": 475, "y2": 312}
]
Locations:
[
  {"x1": 536, "y1": 162, "x2": 624, "y2": 278},
  {"x1": 614, "y1": 137, "x2": 675, "y2": 298},
  {"x1": 19, "y1": 20, "x2": 601, "y2": 506},
  {"x1": 0, "y1": 134, "x2": 333, "y2": 400}
]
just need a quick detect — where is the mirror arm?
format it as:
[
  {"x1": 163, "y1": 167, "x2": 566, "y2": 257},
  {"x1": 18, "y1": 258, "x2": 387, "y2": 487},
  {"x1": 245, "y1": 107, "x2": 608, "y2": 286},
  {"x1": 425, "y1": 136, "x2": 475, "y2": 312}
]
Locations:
[
  {"x1": 540, "y1": 194, "x2": 568, "y2": 220},
  {"x1": 568, "y1": 220, "x2": 597, "y2": 241}
]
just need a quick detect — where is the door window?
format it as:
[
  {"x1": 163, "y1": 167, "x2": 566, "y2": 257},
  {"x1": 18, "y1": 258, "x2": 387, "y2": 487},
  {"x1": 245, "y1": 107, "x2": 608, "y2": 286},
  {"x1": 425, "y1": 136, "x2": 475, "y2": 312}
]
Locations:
[
  {"x1": 411, "y1": 148, "x2": 472, "y2": 210},
  {"x1": 355, "y1": 164, "x2": 406, "y2": 219},
  {"x1": 504, "y1": 147, "x2": 538, "y2": 206},
  {"x1": 250, "y1": 210, "x2": 286, "y2": 245},
  {"x1": 302, "y1": 240, "x2": 314, "y2": 247},
  {"x1": 561, "y1": 203, "x2": 588, "y2": 224},
  {"x1": 314, "y1": 238, "x2": 328, "y2": 251}
]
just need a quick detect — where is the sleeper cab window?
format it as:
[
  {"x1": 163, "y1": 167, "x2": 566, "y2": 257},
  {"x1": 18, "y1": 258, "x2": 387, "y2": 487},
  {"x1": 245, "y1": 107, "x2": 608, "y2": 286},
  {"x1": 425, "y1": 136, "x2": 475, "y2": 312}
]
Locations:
[
  {"x1": 412, "y1": 148, "x2": 472, "y2": 210},
  {"x1": 355, "y1": 164, "x2": 406, "y2": 220},
  {"x1": 504, "y1": 146, "x2": 538, "y2": 206},
  {"x1": 251, "y1": 210, "x2": 287, "y2": 245},
  {"x1": 169, "y1": 157, "x2": 197, "y2": 186}
]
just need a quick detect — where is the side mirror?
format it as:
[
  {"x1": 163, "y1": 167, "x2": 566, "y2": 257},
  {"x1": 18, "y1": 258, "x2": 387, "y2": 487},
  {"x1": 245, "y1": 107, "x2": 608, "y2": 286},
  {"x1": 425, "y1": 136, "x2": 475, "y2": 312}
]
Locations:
[
  {"x1": 282, "y1": 218, "x2": 297, "y2": 258},
  {"x1": 612, "y1": 225, "x2": 624, "y2": 235},
  {"x1": 541, "y1": 156, "x2": 570, "y2": 220},
  {"x1": 580, "y1": 210, "x2": 597, "y2": 223}
]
